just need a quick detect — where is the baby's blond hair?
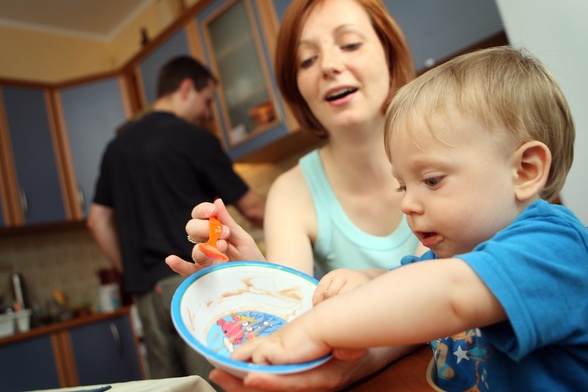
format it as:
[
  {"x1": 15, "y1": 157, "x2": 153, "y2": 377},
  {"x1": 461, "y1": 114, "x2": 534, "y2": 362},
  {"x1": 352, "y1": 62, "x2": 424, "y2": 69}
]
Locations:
[{"x1": 385, "y1": 46, "x2": 575, "y2": 202}]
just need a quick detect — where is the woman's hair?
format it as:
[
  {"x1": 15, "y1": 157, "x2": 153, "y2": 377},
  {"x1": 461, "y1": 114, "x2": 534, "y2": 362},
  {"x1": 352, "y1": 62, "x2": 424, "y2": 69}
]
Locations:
[
  {"x1": 157, "y1": 56, "x2": 217, "y2": 98},
  {"x1": 275, "y1": 0, "x2": 415, "y2": 138},
  {"x1": 384, "y1": 46, "x2": 575, "y2": 201}
]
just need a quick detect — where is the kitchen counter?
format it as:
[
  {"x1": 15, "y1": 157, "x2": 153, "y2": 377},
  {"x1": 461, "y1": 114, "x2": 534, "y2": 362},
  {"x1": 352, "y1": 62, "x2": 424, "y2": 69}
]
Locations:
[
  {"x1": 0, "y1": 306, "x2": 145, "y2": 391},
  {"x1": 32, "y1": 346, "x2": 435, "y2": 392},
  {"x1": 0, "y1": 306, "x2": 134, "y2": 347},
  {"x1": 32, "y1": 375, "x2": 215, "y2": 392}
]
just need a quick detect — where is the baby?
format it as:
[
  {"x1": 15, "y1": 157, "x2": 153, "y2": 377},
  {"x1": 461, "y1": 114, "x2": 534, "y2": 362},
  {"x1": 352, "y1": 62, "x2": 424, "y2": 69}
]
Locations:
[{"x1": 231, "y1": 46, "x2": 588, "y2": 390}]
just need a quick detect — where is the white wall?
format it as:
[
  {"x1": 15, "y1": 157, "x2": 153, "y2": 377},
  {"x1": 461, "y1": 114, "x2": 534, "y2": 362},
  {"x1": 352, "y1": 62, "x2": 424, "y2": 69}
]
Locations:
[{"x1": 495, "y1": 0, "x2": 588, "y2": 225}]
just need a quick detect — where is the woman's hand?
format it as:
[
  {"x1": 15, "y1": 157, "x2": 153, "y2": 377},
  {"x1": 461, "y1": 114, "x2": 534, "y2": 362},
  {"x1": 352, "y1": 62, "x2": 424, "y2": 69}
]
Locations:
[
  {"x1": 166, "y1": 199, "x2": 265, "y2": 276},
  {"x1": 210, "y1": 345, "x2": 417, "y2": 391}
]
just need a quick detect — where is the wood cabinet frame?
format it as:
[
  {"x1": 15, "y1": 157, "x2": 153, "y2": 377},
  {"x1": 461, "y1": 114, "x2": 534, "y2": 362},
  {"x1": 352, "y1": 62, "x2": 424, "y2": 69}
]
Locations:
[{"x1": 201, "y1": 0, "x2": 282, "y2": 146}]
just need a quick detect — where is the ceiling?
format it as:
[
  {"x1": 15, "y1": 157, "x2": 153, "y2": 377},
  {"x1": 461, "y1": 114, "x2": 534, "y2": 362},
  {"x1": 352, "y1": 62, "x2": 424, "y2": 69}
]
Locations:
[{"x1": 0, "y1": 0, "x2": 154, "y2": 41}]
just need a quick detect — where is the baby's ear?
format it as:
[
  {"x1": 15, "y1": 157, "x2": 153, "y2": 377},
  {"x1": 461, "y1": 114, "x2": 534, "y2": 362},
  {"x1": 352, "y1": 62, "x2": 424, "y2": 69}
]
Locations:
[{"x1": 513, "y1": 141, "x2": 551, "y2": 201}]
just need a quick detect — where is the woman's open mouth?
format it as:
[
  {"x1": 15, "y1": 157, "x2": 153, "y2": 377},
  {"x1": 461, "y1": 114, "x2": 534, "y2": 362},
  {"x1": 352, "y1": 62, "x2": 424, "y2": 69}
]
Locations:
[{"x1": 325, "y1": 87, "x2": 358, "y2": 101}]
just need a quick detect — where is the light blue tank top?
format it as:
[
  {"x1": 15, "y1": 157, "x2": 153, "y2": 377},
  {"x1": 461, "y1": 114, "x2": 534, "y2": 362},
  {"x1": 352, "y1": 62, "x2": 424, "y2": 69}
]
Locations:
[{"x1": 300, "y1": 150, "x2": 420, "y2": 278}]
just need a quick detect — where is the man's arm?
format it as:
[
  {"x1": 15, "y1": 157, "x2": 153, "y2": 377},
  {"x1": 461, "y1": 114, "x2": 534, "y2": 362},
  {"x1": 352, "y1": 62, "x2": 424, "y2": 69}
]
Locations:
[
  {"x1": 234, "y1": 190, "x2": 265, "y2": 228},
  {"x1": 87, "y1": 203, "x2": 123, "y2": 272}
]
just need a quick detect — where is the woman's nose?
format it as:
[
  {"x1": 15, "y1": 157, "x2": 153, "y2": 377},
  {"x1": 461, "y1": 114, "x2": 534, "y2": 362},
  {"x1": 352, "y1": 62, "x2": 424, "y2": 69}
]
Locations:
[{"x1": 320, "y1": 49, "x2": 342, "y2": 77}]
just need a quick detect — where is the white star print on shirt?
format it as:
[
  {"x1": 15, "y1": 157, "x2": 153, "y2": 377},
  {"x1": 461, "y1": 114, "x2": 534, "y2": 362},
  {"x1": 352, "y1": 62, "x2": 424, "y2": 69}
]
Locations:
[{"x1": 454, "y1": 345, "x2": 470, "y2": 364}]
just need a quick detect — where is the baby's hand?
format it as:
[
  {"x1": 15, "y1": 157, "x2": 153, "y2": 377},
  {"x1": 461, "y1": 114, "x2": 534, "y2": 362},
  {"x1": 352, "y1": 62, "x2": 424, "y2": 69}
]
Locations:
[
  {"x1": 312, "y1": 269, "x2": 371, "y2": 306},
  {"x1": 231, "y1": 317, "x2": 329, "y2": 366}
]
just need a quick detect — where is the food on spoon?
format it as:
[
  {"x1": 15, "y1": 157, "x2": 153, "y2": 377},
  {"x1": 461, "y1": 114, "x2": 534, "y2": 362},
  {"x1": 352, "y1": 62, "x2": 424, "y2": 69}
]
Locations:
[{"x1": 198, "y1": 217, "x2": 229, "y2": 261}]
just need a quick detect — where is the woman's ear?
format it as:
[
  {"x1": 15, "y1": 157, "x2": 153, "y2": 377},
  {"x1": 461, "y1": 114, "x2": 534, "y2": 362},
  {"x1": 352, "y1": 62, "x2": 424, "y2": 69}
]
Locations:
[{"x1": 512, "y1": 141, "x2": 552, "y2": 201}]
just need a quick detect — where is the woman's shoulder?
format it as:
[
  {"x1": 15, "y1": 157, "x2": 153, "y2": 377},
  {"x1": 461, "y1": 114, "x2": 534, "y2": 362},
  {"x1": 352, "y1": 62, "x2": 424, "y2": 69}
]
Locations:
[{"x1": 268, "y1": 163, "x2": 307, "y2": 200}]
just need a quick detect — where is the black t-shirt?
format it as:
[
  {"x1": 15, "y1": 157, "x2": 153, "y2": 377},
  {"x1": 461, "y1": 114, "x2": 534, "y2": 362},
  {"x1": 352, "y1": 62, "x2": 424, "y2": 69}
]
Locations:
[{"x1": 93, "y1": 112, "x2": 249, "y2": 293}]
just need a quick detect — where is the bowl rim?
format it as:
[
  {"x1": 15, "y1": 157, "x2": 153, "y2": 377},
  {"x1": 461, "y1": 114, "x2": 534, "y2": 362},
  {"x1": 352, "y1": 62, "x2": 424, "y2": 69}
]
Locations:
[{"x1": 171, "y1": 260, "x2": 331, "y2": 374}]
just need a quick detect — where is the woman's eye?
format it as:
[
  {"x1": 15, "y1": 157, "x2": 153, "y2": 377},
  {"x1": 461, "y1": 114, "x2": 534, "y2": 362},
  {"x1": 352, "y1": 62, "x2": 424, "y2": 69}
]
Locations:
[
  {"x1": 342, "y1": 42, "x2": 362, "y2": 51},
  {"x1": 299, "y1": 56, "x2": 316, "y2": 69}
]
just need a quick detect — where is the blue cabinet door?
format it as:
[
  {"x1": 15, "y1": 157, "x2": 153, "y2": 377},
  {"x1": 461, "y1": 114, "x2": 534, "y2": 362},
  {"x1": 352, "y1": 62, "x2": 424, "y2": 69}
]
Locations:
[
  {"x1": 0, "y1": 196, "x2": 5, "y2": 227},
  {"x1": 384, "y1": 0, "x2": 504, "y2": 72},
  {"x1": 69, "y1": 315, "x2": 143, "y2": 385},
  {"x1": 0, "y1": 335, "x2": 60, "y2": 391},
  {"x1": 2, "y1": 86, "x2": 67, "y2": 224},
  {"x1": 272, "y1": 0, "x2": 504, "y2": 72},
  {"x1": 139, "y1": 29, "x2": 192, "y2": 105},
  {"x1": 271, "y1": 0, "x2": 290, "y2": 21},
  {"x1": 59, "y1": 78, "x2": 127, "y2": 217}
]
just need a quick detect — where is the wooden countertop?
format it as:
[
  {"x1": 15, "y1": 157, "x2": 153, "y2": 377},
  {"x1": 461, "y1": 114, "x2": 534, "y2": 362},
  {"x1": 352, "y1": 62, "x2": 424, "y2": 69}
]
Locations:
[
  {"x1": 0, "y1": 306, "x2": 132, "y2": 346},
  {"x1": 350, "y1": 345, "x2": 440, "y2": 391}
]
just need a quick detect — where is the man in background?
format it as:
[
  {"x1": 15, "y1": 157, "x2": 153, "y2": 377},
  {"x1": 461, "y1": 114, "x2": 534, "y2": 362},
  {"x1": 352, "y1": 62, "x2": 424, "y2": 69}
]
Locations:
[{"x1": 87, "y1": 56, "x2": 265, "y2": 384}]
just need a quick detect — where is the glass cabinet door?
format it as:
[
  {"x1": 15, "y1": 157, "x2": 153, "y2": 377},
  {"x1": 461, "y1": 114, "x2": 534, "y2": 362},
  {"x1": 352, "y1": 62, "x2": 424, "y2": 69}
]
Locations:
[{"x1": 203, "y1": 0, "x2": 280, "y2": 145}]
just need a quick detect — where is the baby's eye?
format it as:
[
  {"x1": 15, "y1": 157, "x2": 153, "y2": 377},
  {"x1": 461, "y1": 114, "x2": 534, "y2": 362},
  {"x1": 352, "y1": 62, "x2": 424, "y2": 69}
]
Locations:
[
  {"x1": 395, "y1": 184, "x2": 407, "y2": 193},
  {"x1": 423, "y1": 177, "x2": 441, "y2": 187}
]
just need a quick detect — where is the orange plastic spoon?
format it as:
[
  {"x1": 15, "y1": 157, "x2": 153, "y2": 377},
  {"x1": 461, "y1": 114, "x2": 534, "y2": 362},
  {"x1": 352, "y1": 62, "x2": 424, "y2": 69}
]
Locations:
[{"x1": 198, "y1": 217, "x2": 229, "y2": 261}]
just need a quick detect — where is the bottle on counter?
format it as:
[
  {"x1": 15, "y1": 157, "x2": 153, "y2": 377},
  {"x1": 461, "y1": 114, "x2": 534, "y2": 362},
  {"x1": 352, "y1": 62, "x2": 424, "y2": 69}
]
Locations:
[{"x1": 11, "y1": 272, "x2": 28, "y2": 310}]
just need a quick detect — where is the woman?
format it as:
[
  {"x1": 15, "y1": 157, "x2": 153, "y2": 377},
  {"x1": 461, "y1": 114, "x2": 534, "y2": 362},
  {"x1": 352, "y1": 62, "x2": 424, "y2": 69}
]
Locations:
[
  {"x1": 172, "y1": 0, "x2": 421, "y2": 275},
  {"x1": 168, "y1": 0, "x2": 424, "y2": 389},
  {"x1": 263, "y1": 0, "x2": 421, "y2": 278}
]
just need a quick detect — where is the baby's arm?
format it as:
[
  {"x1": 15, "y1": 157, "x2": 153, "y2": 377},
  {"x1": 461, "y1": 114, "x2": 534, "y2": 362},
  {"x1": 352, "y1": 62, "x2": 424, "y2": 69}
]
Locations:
[
  {"x1": 313, "y1": 268, "x2": 386, "y2": 305},
  {"x1": 232, "y1": 258, "x2": 507, "y2": 366}
]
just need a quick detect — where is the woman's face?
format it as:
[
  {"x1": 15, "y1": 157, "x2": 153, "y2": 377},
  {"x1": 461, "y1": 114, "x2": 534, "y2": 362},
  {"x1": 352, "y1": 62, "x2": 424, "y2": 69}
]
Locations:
[{"x1": 296, "y1": 0, "x2": 390, "y2": 132}]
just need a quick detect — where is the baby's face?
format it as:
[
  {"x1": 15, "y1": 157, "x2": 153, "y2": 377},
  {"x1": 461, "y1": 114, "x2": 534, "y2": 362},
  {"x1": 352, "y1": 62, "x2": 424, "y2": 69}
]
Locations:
[{"x1": 389, "y1": 110, "x2": 520, "y2": 258}]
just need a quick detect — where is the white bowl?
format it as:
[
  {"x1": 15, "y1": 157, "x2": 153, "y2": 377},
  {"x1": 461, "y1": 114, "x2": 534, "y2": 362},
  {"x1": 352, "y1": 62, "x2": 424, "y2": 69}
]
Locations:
[{"x1": 172, "y1": 261, "x2": 331, "y2": 378}]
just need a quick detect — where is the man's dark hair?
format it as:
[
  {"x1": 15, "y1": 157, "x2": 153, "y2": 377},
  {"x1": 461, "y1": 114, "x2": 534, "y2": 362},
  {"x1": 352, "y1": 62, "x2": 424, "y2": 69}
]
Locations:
[{"x1": 156, "y1": 56, "x2": 217, "y2": 98}]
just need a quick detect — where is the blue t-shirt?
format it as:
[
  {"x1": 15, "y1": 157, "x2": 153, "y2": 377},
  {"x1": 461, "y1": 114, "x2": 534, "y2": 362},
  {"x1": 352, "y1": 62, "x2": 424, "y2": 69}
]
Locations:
[{"x1": 402, "y1": 200, "x2": 588, "y2": 391}]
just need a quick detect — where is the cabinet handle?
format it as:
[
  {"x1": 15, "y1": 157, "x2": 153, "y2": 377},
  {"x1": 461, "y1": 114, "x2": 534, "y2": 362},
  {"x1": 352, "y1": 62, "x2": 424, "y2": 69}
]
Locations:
[
  {"x1": 77, "y1": 186, "x2": 86, "y2": 213},
  {"x1": 109, "y1": 322, "x2": 123, "y2": 357},
  {"x1": 19, "y1": 186, "x2": 29, "y2": 218}
]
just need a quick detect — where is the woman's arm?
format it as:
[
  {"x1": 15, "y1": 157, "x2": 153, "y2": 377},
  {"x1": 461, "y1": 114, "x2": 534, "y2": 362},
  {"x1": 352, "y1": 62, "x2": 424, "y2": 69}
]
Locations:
[{"x1": 263, "y1": 166, "x2": 316, "y2": 275}]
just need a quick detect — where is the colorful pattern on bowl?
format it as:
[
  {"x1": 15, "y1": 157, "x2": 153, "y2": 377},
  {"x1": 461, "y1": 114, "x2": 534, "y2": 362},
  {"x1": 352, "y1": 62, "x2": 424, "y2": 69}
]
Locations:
[{"x1": 208, "y1": 311, "x2": 286, "y2": 356}]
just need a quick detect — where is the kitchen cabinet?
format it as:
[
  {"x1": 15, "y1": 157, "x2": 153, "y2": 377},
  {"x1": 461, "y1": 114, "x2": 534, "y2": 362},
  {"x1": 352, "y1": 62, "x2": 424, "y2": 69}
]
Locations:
[
  {"x1": 137, "y1": 28, "x2": 192, "y2": 106},
  {"x1": 0, "y1": 147, "x2": 8, "y2": 226},
  {"x1": 69, "y1": 314, "x2": 143, "y2": 385},
  {"x1": 0, "y1": 334, "x2": 61, "y2": 392},
  {"x1": 384, "y1": 0, "x2": 505, "y2": 72},
  {"x1": 0, "y1": 86, "x2": 68, "y2": 226},
  {"x1": 0, "y1": 307, "x2": 144, "y2": 390},
  {"x1": 195, "y1": 0, "x2": 295, "y2": 160},
  {"x1": 272, "y1": 0, "x2": 505, "y2": 72},
  {"x1": 270, "y1": 0, "x2": 289, "y2": 20},
  {"x1": 0, "y1": 198, "x2": 4, "y2": 226},
  {"x1": 55, "y1": 76, "x2": 130, "y2": 218}
]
